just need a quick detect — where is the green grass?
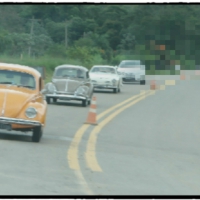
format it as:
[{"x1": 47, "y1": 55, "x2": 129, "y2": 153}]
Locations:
[
  {"x1": 0, "y1": 54, "x2": 83, "y2": 83},
  {"x1": 0, "y1": 54, "x2": 187, "y2": 84}
]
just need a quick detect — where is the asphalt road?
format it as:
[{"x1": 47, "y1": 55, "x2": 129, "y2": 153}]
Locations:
[{"x1": 0, "y1": 73, "x2": 200, "y2": 195}]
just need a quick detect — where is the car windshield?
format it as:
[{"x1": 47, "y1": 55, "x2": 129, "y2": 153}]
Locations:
[
  {"x1": 0, "y1": 70, "x2": 36, "y2": 89},
  {"x1": 55, "y1": 68, "x2": 85, "y2": 79},
  {"x1": 91, "y1": 67, "x2": 116, "y2": 74},
  {"x1": 119, "y1": 61, "x2": 142, "y2": 68}
]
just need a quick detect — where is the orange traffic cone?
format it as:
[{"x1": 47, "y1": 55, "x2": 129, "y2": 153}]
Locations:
[
  {"x1": 84, "y1": 96, "x2": 98, "y2": 125},
  {"x1": 180, "y1": 70, "x2": 185, "y2": 80},
  {"x1": 180, "y1": 74, "x2": 185, "y2": 80},
  {"x1": 150, "y1": 80, "x2": 156, "y2": 90},
  {"x1": 195, "y1": 70, "x2": 200, "y2": 75}
]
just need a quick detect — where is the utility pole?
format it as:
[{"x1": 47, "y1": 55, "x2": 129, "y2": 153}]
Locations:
[
  {"x1": 65, "y1": 20, "x2": 68, "y2": 49},
  {"x1": 65, "y1": 19, "x2": 73, "y2": 49},
  {"x1": 28, "y1": 16, "x2": 34, "y2": 57},
  {"x1": 28, "y1": 16, "x2": 40, "y2": 57}
]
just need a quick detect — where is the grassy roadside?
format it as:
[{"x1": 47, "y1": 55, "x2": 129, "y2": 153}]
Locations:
[
  {"x1": 45, "y1": 70, "x2": 181, "y2": 83},
  {"x1": 0, "y1": 54, "x2": 181, "y2": 84}
]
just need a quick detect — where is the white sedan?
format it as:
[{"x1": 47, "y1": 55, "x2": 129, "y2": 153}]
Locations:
[
  {"x1": 89, "y1": 65, "x2": 122, "y2": 93},
  {"x1": 117, "y1": 60, "x2": 146, "y2": 84}
]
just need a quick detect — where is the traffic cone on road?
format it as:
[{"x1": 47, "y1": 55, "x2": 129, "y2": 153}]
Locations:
[
  {"x1": 180, "y1": 74, "x2": 185, "y2": 80},
  {"x1": 150, "y1": 80, "x2": 156, "y2": 90},
  {"x1": 180, "y1": 70, "x2": 185, "y2": 80},
  {"x1": 195, "y1": 70, "x2": 200, "y2": 75},
  {"x1": 84, "y1": 96, "x2": 98, "y2": 125}
]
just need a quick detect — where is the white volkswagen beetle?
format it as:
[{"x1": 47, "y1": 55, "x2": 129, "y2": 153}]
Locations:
[{"x1": 89, "y1": 65, "x2": 122, "y2": 93}]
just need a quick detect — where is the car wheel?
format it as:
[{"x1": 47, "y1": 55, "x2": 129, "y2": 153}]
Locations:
[
  {"x1": 140, "y1": 80, "x2": 146, "y2": 85},
  {"x1": 46, "y1": 97, "x2": 51, "y2": 104},
  {"x1": 82, "y1": 99, "x2": 88, "y2": 107},
  {"x1": 32, "y1": 126, "x2": 43, "y2": 142},
  {"x1": 113, "y1": 88, "x2": 117, "y2": 93},
  {"x1": 88, "y1": 98, "x2": 91, "y2": 105},
  {"x1": 118, "y1": 87, "x2": 121, "y2": 93},
  {"x1": 53, "y1": 98, "x2": 57, "y2": 103}
]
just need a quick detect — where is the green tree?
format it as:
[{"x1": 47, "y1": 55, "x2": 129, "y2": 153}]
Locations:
[{"x1": 45, "y1": 19, "x2": 65, "y2": 43}]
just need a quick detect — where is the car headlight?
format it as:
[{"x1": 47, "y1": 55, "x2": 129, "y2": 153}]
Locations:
[
  {"x1": 112, "y1": 79, "x2": 117, "y2": 82},
  {"x1": 74, "y1": 87, "x2": 86, "y2": 96},
  {"x1": 112, "y1": 79, "x2": 117, "y2": 85},
  {"x1": 48, "y1": 83, "x2": 56, "y2": 93},
  {"x1": 25, "y1": 107, "x2": 37, "y2": 118}
]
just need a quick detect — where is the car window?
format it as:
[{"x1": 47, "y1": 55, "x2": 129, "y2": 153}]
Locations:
[
  {"x1": 91, "y1": 67, "x2": 116, "y2": 74},
  {"x1": 0, "y1": 70, "x2": 36, "y2": 89},
  {"x1": 119, "y1": 60, "x2": 142, "y2": 68},
  {"x1": 55, "y1": 68, "x2": 85, "y2": 79}
]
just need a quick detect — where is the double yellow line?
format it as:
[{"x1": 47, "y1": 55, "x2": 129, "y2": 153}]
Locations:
[{"x1": 67, "y1": 89, "x2": 156, "y2": 172}]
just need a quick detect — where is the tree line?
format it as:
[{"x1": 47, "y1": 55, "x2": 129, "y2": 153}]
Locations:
[{"x1": 0, "y1": 4, "x2": 199, "y2": 69}]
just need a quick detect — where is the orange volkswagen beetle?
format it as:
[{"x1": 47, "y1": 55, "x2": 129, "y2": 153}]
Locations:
[{"x1": 0, "y1": 63, "x2": 47, "y2": 142}]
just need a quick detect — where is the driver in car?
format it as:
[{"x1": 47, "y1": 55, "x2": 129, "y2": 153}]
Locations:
[
  {"x1": 110, "y1": 68, "x2": 115, "y2": 73},
  {"x1": 20, "y1": 74, "x2": 31, "y2": 86},
  {"x1": 77, "y1": 69, "x2": 84, "y2": 78}
]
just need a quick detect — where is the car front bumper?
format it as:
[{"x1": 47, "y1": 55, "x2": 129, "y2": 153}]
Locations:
[
  {"x1": 0, "y1": 117, "x2": 41, "y2": 127},
  {"x1": 122, "y1": 77, "x2": 139, "y2": 82},
  {"x1": 93, "y1": 83, "x2": 118, "y2": 89},
  {"x1": 120, "y1": 75, "x2": 145, "y2": 82},
  {"x1": 46, "y1": 93, "x2": 87, "y2": 101}
]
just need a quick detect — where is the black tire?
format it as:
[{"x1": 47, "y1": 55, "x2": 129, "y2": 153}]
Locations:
[
  {"x1": 118, "y1": 87, "x2": 121, "y2": 93},
  {"x1": 82, "y1": 99, "x2": 88, "y2": 107},
  {"x1": 53, "y1": 98, "x2": 57, "y2": 103},
  {"x1": 46, "y1": 97, "x2": 51, "y2": 104},
  {"x1": 32, "y1": 126, "x2": 43, "y2": 143},
  {"x1": 113, "y1": 88, "x2": 117, "y2": 93},
  {"x1": 140, "y1": 80, "x2": 146, "y2": 85}
]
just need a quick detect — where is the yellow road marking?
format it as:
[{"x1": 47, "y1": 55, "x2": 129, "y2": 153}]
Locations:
[
  {"x1": 67, "y1": 84, "x2": 167, "y2": 194},
  {"x1": 159, "y1": 85, "x2": 166, "y2": 90},
  {"x1": 67, "y1": 124, "x2": 90, "y2": 170},
  {"x1": 165, "y1": 80, "x2": 176, "y2": 85},
  {"x1": 74, "y1": 170, "x2": 94, "y2": 194},
  {"x1": 66, "y1": 81, "x2": 174, "y2": 194},
  {"x1": 85, "y1": 90, "x2": 155, "y2": 172},
  {"x1": 67, "y1": 90, "x2": 150, "y2": 170}
]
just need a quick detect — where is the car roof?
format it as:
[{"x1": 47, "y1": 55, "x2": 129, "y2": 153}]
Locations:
[
  {"x1": 0, "y1": 62, "x2": 41, "y2": 77},
  {"x1": 55, "y1": 64, "x2": 88, "y2": 72}
]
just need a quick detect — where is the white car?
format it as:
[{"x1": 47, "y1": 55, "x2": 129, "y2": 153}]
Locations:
[
  {"x1": 89, "y1": 65, "x2": 122, "y2": 93},
  {"x1": 117, "y1": 60, "x2": 146, "y2": 85}
]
